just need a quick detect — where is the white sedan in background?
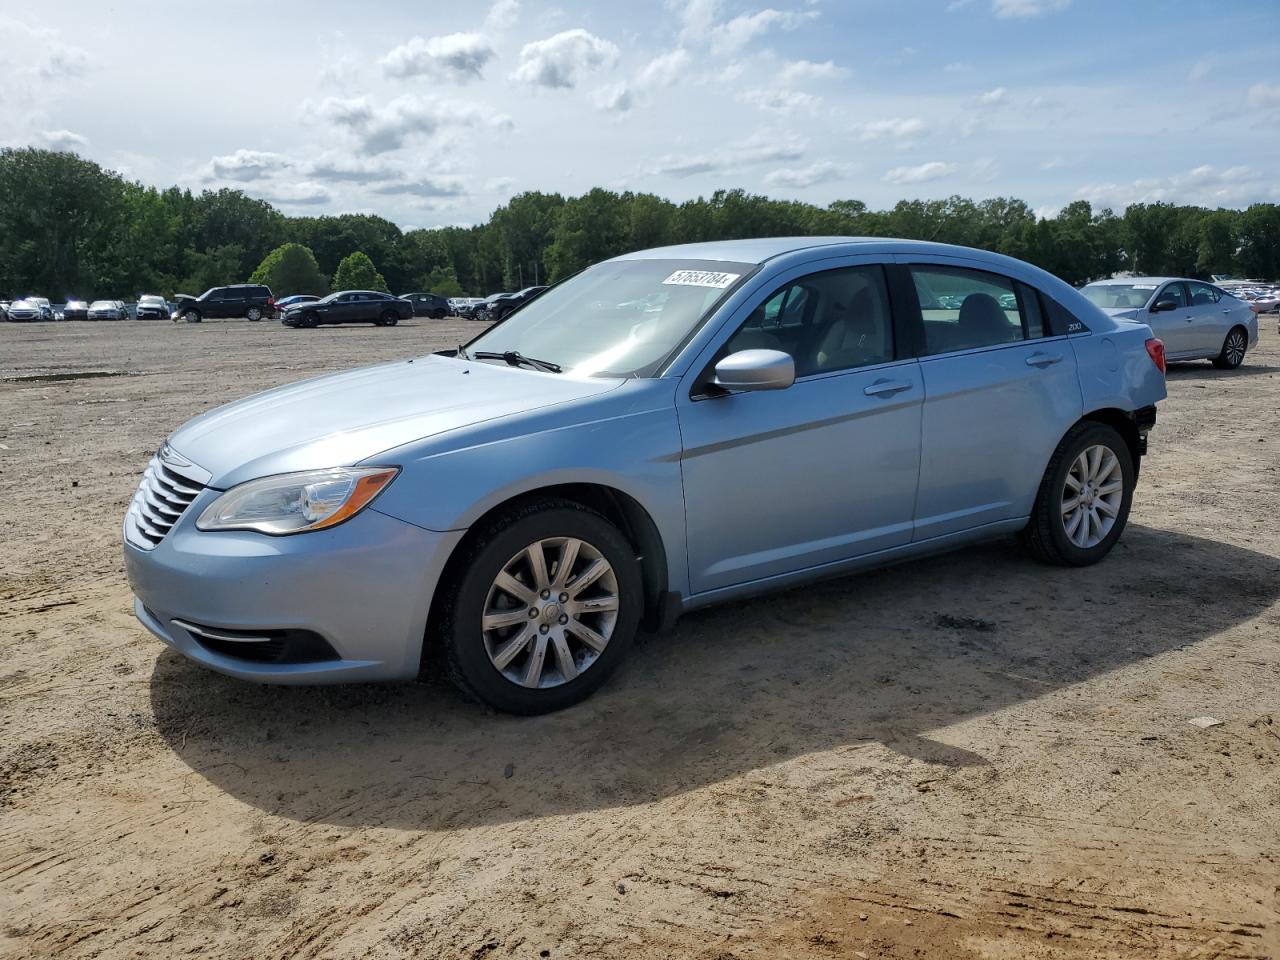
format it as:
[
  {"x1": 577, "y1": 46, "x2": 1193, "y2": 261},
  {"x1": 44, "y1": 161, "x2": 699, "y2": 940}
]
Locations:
[{"x1": 1081, "y1": 277, "x2": 1258, "y2": 369}]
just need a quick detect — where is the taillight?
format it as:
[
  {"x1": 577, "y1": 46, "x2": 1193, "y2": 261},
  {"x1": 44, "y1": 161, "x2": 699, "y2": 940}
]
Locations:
[
  {"x1": 1145, "y1": 337, "x2": 1166, "y2": 374},
  {"x1": 267, "y1": 296, "x2": 276, "y2": 306}
]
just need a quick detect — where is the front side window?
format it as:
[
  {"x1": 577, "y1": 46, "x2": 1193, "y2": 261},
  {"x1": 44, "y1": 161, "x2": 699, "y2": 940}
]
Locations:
[
  {"x1": 724, "y1": 265, "x2": 894, "y2": 377},
  {"x1": 910, "y1": 266, "x2": 1028, "y2": 355},
  {"x1": 466, "y1": 258, "x2": 755, "y2": 378},
  {"x1": 1156, "y1": 283, "x2": 1188, "y2": 308}
]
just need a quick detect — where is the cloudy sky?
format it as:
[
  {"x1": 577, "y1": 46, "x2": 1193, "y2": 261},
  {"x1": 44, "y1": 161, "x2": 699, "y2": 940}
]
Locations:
[{"x1": 3, "y1": 0, "x2": 1278, "y2": 227}]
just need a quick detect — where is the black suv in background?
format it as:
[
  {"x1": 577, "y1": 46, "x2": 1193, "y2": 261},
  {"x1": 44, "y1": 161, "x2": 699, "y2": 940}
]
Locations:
[
  {"x1": 172, "y1": 284, "x2": 275, "y2": 322},
  {"x1": 483, "y1": 285, "x2": 548, "y2": 322},
  {"x1": 400, "y1": 292, "x2": 451, "y2": 319}
]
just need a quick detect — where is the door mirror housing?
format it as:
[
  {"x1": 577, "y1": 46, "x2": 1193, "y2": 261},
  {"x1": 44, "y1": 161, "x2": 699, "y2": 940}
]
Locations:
[
  {"x1": 713, "y1": 349, "x2": 796, "y2": 392},
  {"x1": 1152, "y1": 299, "x2": 1178, "y2": 312}
]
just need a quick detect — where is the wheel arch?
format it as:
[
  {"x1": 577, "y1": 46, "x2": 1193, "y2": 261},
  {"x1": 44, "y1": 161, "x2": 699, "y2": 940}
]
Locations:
[
  {"x1": 420, "y1": 482, "x2": 671, "y2": 678},
  {"x1": 1078, "y1": 406, "x2": 1142, "y2": 478}
]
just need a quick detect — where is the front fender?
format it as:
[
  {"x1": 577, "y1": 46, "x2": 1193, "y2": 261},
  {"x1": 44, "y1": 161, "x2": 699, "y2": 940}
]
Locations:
[{"x1": 367, "y1": 378, "x2": 690, "y2": 594}]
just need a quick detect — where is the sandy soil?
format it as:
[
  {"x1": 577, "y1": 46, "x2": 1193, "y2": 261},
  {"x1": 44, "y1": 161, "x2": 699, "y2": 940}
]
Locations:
[{"x1": 1, "y1": 315, "x2": 1278, "y2": 959}]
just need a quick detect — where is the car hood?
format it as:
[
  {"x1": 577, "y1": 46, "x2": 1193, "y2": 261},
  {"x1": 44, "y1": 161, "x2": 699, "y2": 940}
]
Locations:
[{"x1": 167, "y1": 354, "x2": 623, "y2": 488}]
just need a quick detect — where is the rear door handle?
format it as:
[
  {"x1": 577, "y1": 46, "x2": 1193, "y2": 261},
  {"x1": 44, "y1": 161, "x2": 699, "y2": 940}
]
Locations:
[
  {"x1": 1025, "y1": 353, "x2": 1064, "y2": 368},
  {"x1": 863, "y1": 379, "x2": 913, "y2": 397}
]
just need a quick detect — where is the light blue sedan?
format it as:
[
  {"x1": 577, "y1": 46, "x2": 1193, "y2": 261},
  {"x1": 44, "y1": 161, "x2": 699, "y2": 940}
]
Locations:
[{"x1": 123, "y1": 238, "x2": 1167, "y2": 713}]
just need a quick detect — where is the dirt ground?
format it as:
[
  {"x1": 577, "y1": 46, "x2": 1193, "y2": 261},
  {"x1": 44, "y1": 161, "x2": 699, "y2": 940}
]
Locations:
[{"x1": 1, "y1": 314, "x2": 1278, "y2": 960}]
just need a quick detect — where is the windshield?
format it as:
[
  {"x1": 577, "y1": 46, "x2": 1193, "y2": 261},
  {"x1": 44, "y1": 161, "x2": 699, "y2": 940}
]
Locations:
[
  {"x1": 90, "y1": 301, "x2": 113, "y2": 309},
  {"x1": 140, "y1": 295, "x2": 163, "y2": 304},
  {"x1": 465, "y1": 258, "x2": 755, "y2": 378},
  {"x1": 1081, "y1": 283, "x2": 1158, "y2": 309}
]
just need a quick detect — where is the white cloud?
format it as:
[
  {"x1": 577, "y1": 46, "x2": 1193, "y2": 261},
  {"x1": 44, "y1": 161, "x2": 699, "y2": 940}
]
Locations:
[
  {"x1": 671, "y1": 0, "x2": 722, "y2": 47},
  {"x1": 764, "y1": 160, "x2": 844, "y2": 188},
  {"x1": 594, "y1": 82, "x2": 634, "y2": 113},
  {"x1": 636, "y1": 48, "x2": 691, "y2": 89},
  {"x1": 1187, "y1": 57, "x2": 1212, "y2": 83},
  {"x1": 381, "y1": 33, "x2": 496, "y2": 82},
  {"x1": 978, "y1": 86, "x2": 1008, "y2": 105},
  {"x1": 645, "y1": 137, "x2": 805, "y2": 178},
  {"x1": 1074, "y1": 164, "x2": 1277, "y2": 209},
  {"x1": 857, "y1": 117, "x2": 926, "y2": 142},
  {"x1": 1248, "y1": 83, "x2": 1280, "y2": 110},
  {"x1": 710, "y1": 9, "x2": 817, "y2": 56},
  {"x1": 883, "y1": 161, "x2": 958, "y2": 184},
  {"x1": 0, "y1": 16, "x2": 89, "y2": 81},
  {"x1": 306, "y1": 94, "x2": 510, "y2": 154},
  {"x1": 991, "y1": 0, "x2": 1070, "y2": 18},
  {"x1": 303, "y1": 157, "x2": 403, "y2": 183},
  {"x1": 972, "y1": 156, "x2": 1000, "y2": 181},
  {"x1": 34, "y1": 128, "x2": 88, "y2": 152},
  {"x1": 252, "y1": 182, "x2": 332, "y2": 206},
  {"x1": 738, "y1": 88, "x2": 820, "y2": 115},
  {"x1": 511, "y1": 29, "x2": 619, "y2": 89},
  {"x1": 778, "y1": 59, "x2": 848, "y2": 83},
  {"x1": 485, "y1": 0, "x2": 520, "y2": 31},
  {"x1": 370, "y1": 177, "x2": 467, "y2": 199},
  {"x1": 207, "y1": 149, "x2": 291, "y2": 181}
]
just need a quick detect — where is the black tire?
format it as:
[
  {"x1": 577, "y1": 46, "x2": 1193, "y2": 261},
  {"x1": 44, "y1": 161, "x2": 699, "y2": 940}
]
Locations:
[
  {"x1": 246, "y1": 307, "x2": 262, "y2": 322},
  {"x1": 301, "y1": 311, "x2": 319, "y2": 329},
  {"x1": 378, "y1": 310, "x2": 399, "y2": 327},
  {"x1": 438, "y1": 500, "x2": 642, "y2": 714},
  {"x1": 182, "y1": 310, "x2": 201, "y2": 323},
  {"x1": 1212, "y1": 326, "x2": 1247, "y2": 369},
  {"x1": 1021, "y1": 421, "x2": 1135, "y2": 567}
]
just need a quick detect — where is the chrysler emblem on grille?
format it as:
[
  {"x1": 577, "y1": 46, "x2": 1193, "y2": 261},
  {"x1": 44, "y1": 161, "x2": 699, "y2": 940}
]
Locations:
[{"x1": 159, "y1": 443, "x2": 192, "y2": 469}]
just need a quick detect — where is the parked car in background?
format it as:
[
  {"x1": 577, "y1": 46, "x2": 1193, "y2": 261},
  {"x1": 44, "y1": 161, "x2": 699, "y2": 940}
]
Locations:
[
  {"x1": 280, "y1": 290, "x2": 413, "y2": 328},
  {"x1": 0, "y1": 301, "x2": 9, "y2": 321},
  {"x1": 172, "y1": 284, "x2": 275, "y2": 323},
  {"x1": 136, "y1": 295, "x2": 169, "y2": 320},
  {"x1": 275, "y1": 294, "x2": 321, "y2": 313},
  {"x1": 63, "y1": 299, "x2": 90, "y2": 321},
  {"x1": 400, "y1": 292, "x2": 451, "y2": 319},
  {"x1": 31, "y1": 297, "x2": 55, "y2": 321},
  {"x1": 123, "y1": 237, "x2": 1166, "y2": 714},
  {"x1": 473, "y1": 292, "x2": 511, "y2": 323},
  {"x1": 1081, "y1": 277, "x2": 1258, "y2": 369},
  {"x1": 451, "y1": 297, "x2": 487, "y2": 318},
  {"x1": 6, "y1": 299, "x2": 46, "y2": 322},
  {"x1": 89, "y1": 300, "x2": 127, "y2": 321},
  {"x1": 484, "y1": 285, "x2": 548, "y2": 323}
]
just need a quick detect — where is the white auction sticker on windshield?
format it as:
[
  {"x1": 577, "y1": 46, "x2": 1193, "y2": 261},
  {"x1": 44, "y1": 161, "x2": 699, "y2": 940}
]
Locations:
[{"x1": 662, "y1": 269, "x2": 741, "y2": 289}]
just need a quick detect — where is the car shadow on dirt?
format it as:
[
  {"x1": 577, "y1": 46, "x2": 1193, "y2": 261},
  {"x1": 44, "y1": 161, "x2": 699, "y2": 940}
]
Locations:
[{"x1": 149, "y1": 524, "x2": 1280, "y2": 830}]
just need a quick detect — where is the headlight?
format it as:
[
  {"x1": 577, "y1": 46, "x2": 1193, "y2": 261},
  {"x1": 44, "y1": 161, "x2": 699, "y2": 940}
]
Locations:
[{"x1": 196, "y1": 467, "x2": 399, "y2": 535}]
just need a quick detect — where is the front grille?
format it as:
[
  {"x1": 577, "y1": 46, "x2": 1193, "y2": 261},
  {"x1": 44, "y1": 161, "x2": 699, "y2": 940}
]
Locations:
[{"x1": 126, "y1": 456, "x2": 206, "y2": 549}]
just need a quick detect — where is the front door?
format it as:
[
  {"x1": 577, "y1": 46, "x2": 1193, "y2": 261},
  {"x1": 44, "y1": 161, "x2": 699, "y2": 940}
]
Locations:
[
  {"x1": 677, "y1": 261, "x2": 923, "y2": 596},
  {"x1": 1144, "y1": 281, "x2": 1196, "y2": 356}
]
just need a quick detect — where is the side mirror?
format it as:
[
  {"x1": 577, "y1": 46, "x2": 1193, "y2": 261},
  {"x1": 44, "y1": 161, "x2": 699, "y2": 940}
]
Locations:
[
  {"x1": 713, "y1": 349, "x2": 795, "y2": 392},
  {"x1": 1152, "y1": 300, "x2": 1178, "y2": 312}
]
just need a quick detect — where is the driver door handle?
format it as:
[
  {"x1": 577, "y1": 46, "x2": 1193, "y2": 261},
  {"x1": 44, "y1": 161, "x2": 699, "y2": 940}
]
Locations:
[
  {"x1": 1025, "y1": 353, "x2": 1064, "y2": 368},
  {"x1": 863, "y1": 379, "x2": 913, "y2": 397}
]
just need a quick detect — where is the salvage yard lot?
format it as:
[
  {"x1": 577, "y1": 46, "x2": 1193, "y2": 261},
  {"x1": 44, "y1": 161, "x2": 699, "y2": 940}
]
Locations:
[{"x1": 1, "y1": 318, "x2": 1278, "y2": 959}]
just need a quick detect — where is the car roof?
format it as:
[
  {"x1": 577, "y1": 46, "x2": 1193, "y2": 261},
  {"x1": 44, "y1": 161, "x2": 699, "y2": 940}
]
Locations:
[{"x1": 1085, "y1": 277, "x2": 1187, "y2": 286}]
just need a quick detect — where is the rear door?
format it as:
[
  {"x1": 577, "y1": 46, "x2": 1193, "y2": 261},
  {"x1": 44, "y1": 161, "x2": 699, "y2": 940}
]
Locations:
[{"x1": 900, "y1": 259, "x2": 1083, "y2": 540}]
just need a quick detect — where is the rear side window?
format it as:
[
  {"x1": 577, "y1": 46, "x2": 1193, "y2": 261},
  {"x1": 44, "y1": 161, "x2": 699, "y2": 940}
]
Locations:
[{"x1": 909, "y1": 266, "x2": 1028, "y2": 355}]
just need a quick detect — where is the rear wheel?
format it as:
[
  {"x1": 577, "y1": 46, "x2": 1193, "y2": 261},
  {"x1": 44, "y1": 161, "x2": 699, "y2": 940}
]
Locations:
[
  {"x1": 1021, "y1": 421, "x2": 1134, "y2": 567},
  {"x1": 1212, "y1": 326, "x2": 1247, "y2": 369},
  {"x1": 378, "y1": 310, "x2": 399, "y2": 327},
  {"x1": 246, "y1": 307, "x2": 262, "y2": 322},
  {"x1": 439, "y1": 501, "x2": 642, "y2": 714}
]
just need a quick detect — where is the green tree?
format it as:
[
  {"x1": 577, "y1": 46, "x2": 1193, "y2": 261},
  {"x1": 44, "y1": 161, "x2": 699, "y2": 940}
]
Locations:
[
  {"x1": 249, "y1": 242, "x2": 329, "y2": 295},
  {"x1": 332, "y1": 251, "x2": 389, "y2": 292},
  {"x1": 179, "y1": 244, "x2": 245, "y2": 294}
]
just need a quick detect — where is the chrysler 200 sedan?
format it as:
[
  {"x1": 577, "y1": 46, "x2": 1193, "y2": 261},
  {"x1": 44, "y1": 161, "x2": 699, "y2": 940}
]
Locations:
[{"x1": 124, "y1": 238, "x2": 1167, "y2": 714}]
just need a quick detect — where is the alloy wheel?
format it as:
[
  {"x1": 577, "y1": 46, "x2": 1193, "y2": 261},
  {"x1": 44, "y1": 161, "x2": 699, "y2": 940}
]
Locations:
[
  {"x1": 1225, "y1": 330, "x2": 1246, "y2": 367},
  {"x1": 481, "y1": 537, "x2": 620, "y2": 689},
  {"x1": 1061, "y1": 444, "x2": 1123, "y2": 549}
]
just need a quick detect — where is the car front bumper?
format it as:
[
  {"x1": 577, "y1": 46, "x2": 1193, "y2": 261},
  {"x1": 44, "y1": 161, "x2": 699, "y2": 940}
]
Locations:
[{"x1": 124, "y1": 505, "x2": 464, "y2": 684}]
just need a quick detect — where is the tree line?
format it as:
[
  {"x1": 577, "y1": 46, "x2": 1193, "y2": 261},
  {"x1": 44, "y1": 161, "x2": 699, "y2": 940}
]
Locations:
[{"x1": 2, "y1": 147, "x2": 1278, "y2": 303}]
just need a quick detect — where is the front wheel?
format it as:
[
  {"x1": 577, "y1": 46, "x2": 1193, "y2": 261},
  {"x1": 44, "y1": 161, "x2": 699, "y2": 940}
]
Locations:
[
  {"x1": 1212, "y1": 326, "x2": 1247, "y2": 369},
  {"x1": 1021, "y1": 422, "x2": 1134, "y2": 567},
  {"x1": 440, "y1": 501, "x2": 642, "y2": 714},
  {"x1": 182, "y1": 310, "x2": 201, "y2": 323}
]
